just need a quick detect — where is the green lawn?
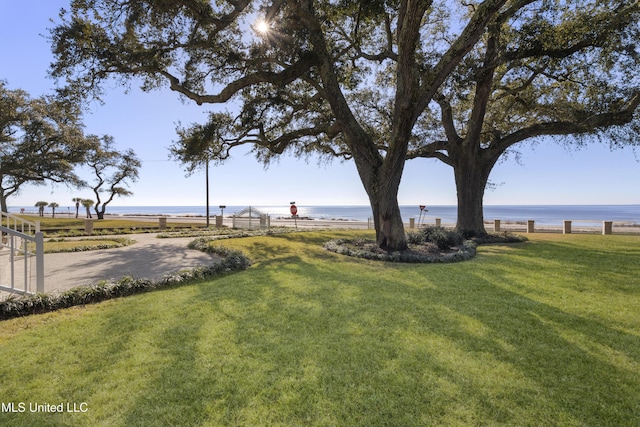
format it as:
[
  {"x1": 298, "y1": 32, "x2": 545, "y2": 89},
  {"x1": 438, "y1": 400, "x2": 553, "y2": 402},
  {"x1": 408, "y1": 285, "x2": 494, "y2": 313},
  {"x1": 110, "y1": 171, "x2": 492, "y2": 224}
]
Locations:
[
  {"x1": 0, "y1": 231, "x2": 638, "y2": 426},
  {"x1": 40, "y1": 237, "x2": 134, "y2": 253}
]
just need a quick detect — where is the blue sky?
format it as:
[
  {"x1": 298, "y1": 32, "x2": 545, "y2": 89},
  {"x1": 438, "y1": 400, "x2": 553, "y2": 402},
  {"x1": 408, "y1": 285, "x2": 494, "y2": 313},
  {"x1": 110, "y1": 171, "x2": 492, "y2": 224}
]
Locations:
[{"x1": 2, "y1": 1, "x2": 638, "y2": 209}]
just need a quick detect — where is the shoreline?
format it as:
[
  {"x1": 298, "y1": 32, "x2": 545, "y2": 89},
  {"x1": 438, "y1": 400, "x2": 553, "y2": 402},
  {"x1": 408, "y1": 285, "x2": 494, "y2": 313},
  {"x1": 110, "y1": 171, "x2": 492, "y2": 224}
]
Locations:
[
  {"x1": 108, "y1": 214, "x2": 640, "y2": 234},
  {"x1": 12, "y1": 211, "x2": 640, "y2": 234},
  {"x1": 10, "y1": 204, "x2": 640, "y2": 226}
]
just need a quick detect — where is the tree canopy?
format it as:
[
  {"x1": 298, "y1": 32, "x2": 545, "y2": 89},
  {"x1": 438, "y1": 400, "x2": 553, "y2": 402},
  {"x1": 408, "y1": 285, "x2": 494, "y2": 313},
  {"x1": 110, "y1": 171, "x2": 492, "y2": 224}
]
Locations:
[
  {"x1": 406, "y1": 1, "x2": 640, "y2": 234},
  {"x1": 0, "y1": 81, "x2": 88, "y2": 211},
  {"x1": 50, "y1": 0, "x2": 640, "y2": 248},
  {"x1": 85, "y1": 135, "x2": 141, "y2": 219},
  {"x1": 170, "y1": 112, "x2": 236, "y2": 176}
]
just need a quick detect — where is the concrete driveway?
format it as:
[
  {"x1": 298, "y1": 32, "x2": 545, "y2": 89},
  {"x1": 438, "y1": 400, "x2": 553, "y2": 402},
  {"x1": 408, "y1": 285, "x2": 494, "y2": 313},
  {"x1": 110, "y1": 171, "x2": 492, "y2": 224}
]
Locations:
[{"x1": 43, "y1": 233, "x2": 220, "y2": 294}]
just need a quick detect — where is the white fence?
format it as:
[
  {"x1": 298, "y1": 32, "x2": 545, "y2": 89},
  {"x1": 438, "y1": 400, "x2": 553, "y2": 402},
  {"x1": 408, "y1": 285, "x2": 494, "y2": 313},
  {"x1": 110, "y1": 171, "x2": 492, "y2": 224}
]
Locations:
[{"x1": 0, "y1": 212, "x2": 44, "y2": 295}]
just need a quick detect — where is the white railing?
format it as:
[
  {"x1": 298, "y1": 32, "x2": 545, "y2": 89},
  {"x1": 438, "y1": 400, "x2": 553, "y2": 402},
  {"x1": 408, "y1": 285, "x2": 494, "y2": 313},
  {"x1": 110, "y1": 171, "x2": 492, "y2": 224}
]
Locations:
[
  {"x1": 1, "y1": 211, "x2": 40, "y2": 234},
  {"x1": 0, "y1": 213, "x2": 44, "y2": 295}
]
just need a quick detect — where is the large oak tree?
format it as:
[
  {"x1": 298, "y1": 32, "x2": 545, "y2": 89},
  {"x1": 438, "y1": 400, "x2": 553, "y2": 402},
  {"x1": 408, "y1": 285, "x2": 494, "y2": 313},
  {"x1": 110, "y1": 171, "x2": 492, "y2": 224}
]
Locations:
[
  {"x1": 0, "y1": 81, "x2": 87, "y2": 211},
  {"x1": 50, "y1": 0, "x2": 639, "y2": 248},
  {"x1": 406, "y1": 1, "x2": 640, "y2": 235}
]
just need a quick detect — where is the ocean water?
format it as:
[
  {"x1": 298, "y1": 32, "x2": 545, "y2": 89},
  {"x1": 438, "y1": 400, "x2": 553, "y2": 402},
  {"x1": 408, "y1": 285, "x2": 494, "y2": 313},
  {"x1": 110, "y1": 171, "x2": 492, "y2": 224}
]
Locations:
[{"x1": 10, "y1": 204, "x2": 640, "y2": 226}]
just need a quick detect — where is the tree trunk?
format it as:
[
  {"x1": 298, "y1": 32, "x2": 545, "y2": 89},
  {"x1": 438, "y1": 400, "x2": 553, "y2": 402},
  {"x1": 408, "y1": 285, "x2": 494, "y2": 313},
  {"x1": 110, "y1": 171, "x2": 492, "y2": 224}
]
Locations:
[
  {"x1": 0, "y1": 190, "x2": 7, "y2": 213},
  {"x1": 356, "y1": 155, "x2": 408, "y2": 252},
  {"x1": 453, "y1": 150, "x2": 497, "y2": 237},
  {"x1": 94, "y1": 203, "x2": 105, "y2": 219},
  {"x1": 370, "y1": 191, "x2": 407, "y2": 252}
]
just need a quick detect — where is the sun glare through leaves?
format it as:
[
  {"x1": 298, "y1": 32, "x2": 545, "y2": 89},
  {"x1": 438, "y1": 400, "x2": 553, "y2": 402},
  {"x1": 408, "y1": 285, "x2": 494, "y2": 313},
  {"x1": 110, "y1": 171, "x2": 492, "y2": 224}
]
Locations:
[{"x1": 254, "y1": 19, "x2": 271, "y2": 35}]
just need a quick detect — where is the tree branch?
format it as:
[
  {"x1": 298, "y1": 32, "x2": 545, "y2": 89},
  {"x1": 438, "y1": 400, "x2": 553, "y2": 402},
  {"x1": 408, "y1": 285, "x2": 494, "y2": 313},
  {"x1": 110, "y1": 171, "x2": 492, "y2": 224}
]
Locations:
[
  {"x1": 158, "y1": 52, "x2": 321, "y2": 105},
  {"x1": 434, "y1": 93, "x2": 461, "y2": 144},
  {"x1": 465, "y1": 20, "x2": 501, "y2": 148},
  {"x1": 253, "y1": 121, "x2": 342, "y2": 155},
  {"x1": 495, "y1": 92, "x2": 640, "y2": 151},
  {"x1": 413, "y1": 0, "x2": 509, "y2": 120},
  {"x1": 500, "y1": 2, "x2": 640, "y2": 64},
  {"x1": 405, "y1": 140, "x2": 451, "y2": 165}
]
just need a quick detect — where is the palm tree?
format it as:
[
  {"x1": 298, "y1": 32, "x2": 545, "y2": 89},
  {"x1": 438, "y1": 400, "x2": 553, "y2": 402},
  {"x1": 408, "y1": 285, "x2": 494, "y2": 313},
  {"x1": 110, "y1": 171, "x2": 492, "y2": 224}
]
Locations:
[
  {"x1": 35, "y1": 201, "x2": 48, "y2": 217},
  {"x1": 48, "y1": 202, "x2": 59, "y2": 218},
  {"x1": 72, "y1": 197, "x2": 83, "y2": 218},
  {"x1": 81, "y1": 199, "x2": 94, "y2": 218}
]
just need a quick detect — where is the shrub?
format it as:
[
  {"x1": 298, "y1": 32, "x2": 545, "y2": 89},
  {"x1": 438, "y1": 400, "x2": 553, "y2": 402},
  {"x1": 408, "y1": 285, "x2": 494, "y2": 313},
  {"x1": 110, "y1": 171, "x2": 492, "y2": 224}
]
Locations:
[
  {"x1": 43, "y1": 237, "x2": 134, "y2": 253},
  {"x1": 420, "y1": 226, "x2": 465, "y2": 250},
  {"x1": 323, "y1": 238, "x2": 476, "y2": 263},
  {"x1": 159, "y1": 227, "x2": 295, "y2": 239},
  {"x1": 406, "y1": 230, "x2": 425, "y2": 245},
  {"x1": 471, "y1": 232, "x2": 528, "y2": 245}
]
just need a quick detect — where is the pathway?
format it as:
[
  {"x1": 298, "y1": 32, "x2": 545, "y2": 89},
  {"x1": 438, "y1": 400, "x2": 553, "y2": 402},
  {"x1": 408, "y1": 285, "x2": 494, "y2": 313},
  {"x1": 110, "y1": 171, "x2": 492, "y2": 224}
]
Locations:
[{"x1": 43, "y1": 233, "x2": 220, "y2": 294}]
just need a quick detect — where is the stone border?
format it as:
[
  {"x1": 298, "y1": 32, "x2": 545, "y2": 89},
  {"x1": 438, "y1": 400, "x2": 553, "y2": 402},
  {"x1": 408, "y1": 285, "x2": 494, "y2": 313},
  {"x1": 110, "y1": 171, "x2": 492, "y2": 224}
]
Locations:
[{"x1": 323, "y1": 239, "x2": 477, "y2": 263}]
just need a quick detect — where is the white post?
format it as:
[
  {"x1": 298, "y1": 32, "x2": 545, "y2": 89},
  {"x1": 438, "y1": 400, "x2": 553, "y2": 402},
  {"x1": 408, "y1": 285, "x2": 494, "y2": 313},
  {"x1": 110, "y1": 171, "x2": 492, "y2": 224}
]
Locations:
[
  {"x1": 9, "y1": 235, "x2": 15, "y2": 290},
  {"x1": 23, "y1": 237, "x2": 29, "y2": 292},
  {"x1": 35, "y1": 232, "x2": 45, "y2": 293},
  {"x1": 84, "y1": 219, "x2": 94, "y2": 234}
]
